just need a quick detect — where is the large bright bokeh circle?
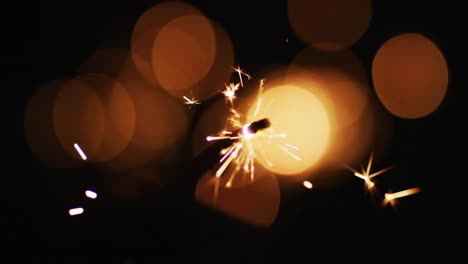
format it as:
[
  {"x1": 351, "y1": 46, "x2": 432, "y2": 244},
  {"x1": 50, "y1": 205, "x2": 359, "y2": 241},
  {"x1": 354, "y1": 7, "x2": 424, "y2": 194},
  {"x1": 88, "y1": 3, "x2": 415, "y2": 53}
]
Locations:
[{"x1": 247, "y1": 85, "x2": 330, "y2": 175}]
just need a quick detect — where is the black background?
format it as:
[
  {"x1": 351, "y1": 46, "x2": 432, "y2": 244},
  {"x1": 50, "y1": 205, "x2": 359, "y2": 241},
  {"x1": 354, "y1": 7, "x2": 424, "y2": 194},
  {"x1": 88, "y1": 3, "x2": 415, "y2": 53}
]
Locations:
[{"x1": 8, "y1": 0, "x2": 467, "y2": 261}]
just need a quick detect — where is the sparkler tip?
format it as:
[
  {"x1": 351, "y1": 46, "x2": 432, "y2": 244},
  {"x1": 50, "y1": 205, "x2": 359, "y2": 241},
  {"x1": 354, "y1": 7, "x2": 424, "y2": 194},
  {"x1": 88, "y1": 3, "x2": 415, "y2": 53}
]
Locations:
[{"x1": 246, "y1": 118, "x2": 271, "y2": 134}]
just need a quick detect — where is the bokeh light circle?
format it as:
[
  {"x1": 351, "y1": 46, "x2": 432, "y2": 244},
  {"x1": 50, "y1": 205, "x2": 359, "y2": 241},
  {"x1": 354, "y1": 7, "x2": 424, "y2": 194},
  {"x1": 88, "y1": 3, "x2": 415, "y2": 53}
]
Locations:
[
  {"x1": 247, "y1": 84, "x2": 330, "y2": 175},
  {"x1": 52, "y1": 78, "x2": 106, "y2": 161},
  {"x1": 195, "y1": 169, "x2": 280, "y2": 227},
  {"x1": 130, "y1": 1, "x2": 202, "y2": 86},
  {"x1": 288, "y1": 0, "x2": 372, "y2": 51},
  {"x1": 24, "y1": 80, "x2": 80, "y2": 169},
  {"x1": 286, "y1": 48, "x2": 370, "y2": 130},
  {"x1": 372, "y1": 33, "x2": 449, "y2": 118},
  {"x1": 103, "y1": 57, "x2": 191, "y2": 172},
  {"x1": 152, "y1": 15, "x2": 216, "y2": 98},
  {"x1": 75, "y1": 74, "x2": 136, "y2": 162}
]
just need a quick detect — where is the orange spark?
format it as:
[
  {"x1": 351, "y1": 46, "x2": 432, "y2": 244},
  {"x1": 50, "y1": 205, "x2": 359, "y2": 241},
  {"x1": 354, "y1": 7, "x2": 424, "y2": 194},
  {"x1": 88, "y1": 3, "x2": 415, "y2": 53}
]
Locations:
[
  {"x1": 383, "y1": 187, "x2": 421, "y2": 206},
  {"x1": 183, "y1": 96, "x2": 201, "y2": 105},
  {"x1": 232, "y1": 65, "x2": 251, "y2": 87},
  {"x1": 347, "y1": 152, "x2": 392, "y2": 190},
  {"x1": 222, "y1": 82, "x2": 240, "y2": 105},
  {"x1": 303, "y1": 181, "x2": 313, "y2": 189}
]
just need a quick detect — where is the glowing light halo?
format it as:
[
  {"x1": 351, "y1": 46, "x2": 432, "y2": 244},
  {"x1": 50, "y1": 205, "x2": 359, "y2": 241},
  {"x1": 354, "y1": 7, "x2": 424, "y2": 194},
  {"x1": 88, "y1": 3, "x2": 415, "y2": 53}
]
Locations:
[{"x1": 246, "y1": 84, "x2": 330, "y2": 176}]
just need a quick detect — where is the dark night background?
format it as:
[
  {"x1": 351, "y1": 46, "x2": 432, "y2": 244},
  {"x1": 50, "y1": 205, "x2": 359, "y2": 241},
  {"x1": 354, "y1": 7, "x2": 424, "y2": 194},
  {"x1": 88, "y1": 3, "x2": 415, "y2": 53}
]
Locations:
[{"x1": 7, "y1": 0, "x2": 467, "y2": 262}]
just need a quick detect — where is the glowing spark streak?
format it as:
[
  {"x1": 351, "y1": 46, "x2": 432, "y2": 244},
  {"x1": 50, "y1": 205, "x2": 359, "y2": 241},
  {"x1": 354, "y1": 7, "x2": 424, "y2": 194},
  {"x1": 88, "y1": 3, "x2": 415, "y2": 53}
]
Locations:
[
  {"x1": 284, "y1": 143, "x2": 299, "y2": 150},
  {"x1": 280, "y1": 146, "x2": 301, "y2": 160},
  {"x1": 255, "y1": 141, "x2": 273, "y2": 167},
  {"x1": 252, "y1": 79, "x2": 265, "y2": 119},
  {"x1": 366, "y1": 152, "x2": 374, "y2": 176},
  {"x1": 303, "y1": 181, "x2": 313, "y2": 189},
  {"x1": 354, "y1": 172, "x2": 375, "y2": 188},
  {"x1": 232, "y1": 65, "x2": 251, "y2": 87},
  {"x1": 216, "y1": 142, "x2": 243, "y2": 177},
  {"x1": 226, "y1": 151, "x2": 245, "y2": 187},
  {"x1": 384, "y1": 187, "x2": 421, "y2": 206},
  {"x1": 368, "y1": 167, "x2": 393, "y2": 179},
  {"x1": 69, "y1": 207, "x2": 84, "y2": 216},
  {"x1": 268, "y1": 133, "x2": 287, "y2": 138},
  {"x1": 353, "y1": 172, "x2": 368, "y2": 181},
  {"x1": 183, "y1": 96, "x2": 201, "y2": 105},
  {"x1": 249, "y1": 154, "x2": 255, "y2": 181},
  {"x1": 207, "y1": 136, "x2": 232, "y2": 141},
  {"x1": 85, "y1": 190, "x2": 97, "y2": 199},
  {"x1": 220, "y1": 145, "x2": 236, "y2": 163},
  {"x1": 73, "y1": 143, "x2": 87, "y2": 160}
]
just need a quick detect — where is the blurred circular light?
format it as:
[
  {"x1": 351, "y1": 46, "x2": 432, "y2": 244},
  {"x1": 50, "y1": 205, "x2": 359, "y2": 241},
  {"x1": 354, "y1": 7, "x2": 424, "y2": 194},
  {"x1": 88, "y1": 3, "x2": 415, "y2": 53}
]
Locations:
[
  {"x1": 103, "y1": 59, "x2": 191, "y2": 172},
  {"x1": 247, "y1": 84, "x2": 330, "y2": 175},
  {"x1": 53, "y1": 78, "x2": 106, "y2": 161},
  {"x1": 288, "y1": 0, "x2": 372, "y2": 51},
  {"x1": 195, "y1": 170, "x2": 280, "y2": 227},
  {"x1": 152, "y1": 15, "x2": 217, "y2": 98},
  {"x1": 372, "y1": 33, "x2": 449, "y2": 118},
  {"x1": 75, "y1": 73, "x2": 136, "y2": 162},
  {"x1": 130, "y1": 1, "x2": 202, "y2": 86},
  {"x1": 287, "y1": 49, "x2": 369, "y2": 130},
  {"x1": 24, "y1": 80, "x2": 80, "y2": 169}
]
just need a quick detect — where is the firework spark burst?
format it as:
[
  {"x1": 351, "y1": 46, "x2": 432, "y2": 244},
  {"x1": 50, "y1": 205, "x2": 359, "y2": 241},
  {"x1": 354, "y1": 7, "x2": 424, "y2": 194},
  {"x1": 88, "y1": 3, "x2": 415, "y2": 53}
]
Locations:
[{"x1": 206, "y1": 67, "x2": 300, "y2": 201}]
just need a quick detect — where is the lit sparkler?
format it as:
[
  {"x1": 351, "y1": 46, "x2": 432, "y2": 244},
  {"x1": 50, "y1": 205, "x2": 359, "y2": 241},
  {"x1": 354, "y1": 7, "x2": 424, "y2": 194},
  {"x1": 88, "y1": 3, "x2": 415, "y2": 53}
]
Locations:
[
  {"x1": 206, "y1": 67, "x2": 300, "y2": 201},
  {"x1": 347, "y1": 152, "x2": 392, "y2": 191},
  {"x1": 73, "y1": 143, "x2": 87, "y2": 160},
  {"x1": 383, "y1": 187, "x2": 421, "y2": 207}
]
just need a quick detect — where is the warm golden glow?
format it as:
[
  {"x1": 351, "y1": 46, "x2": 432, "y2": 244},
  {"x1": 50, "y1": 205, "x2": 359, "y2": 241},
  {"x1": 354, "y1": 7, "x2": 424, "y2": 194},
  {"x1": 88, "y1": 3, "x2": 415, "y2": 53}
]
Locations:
[
  {"x1": 288, "y1": 0, "x2": 371, "y2": 51},
  {"x1": 372, "y1": 33, "x2": 448, "y2": 118},
  {"x1": 247, "y1": 84, "x2": 330, "y2": 175},
  {"x1": 303, "y1": 181, "x2": 313, "y2": 189},
  {"x1": 287, "y1": 49, "x2": 369, "y2": 130}
]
